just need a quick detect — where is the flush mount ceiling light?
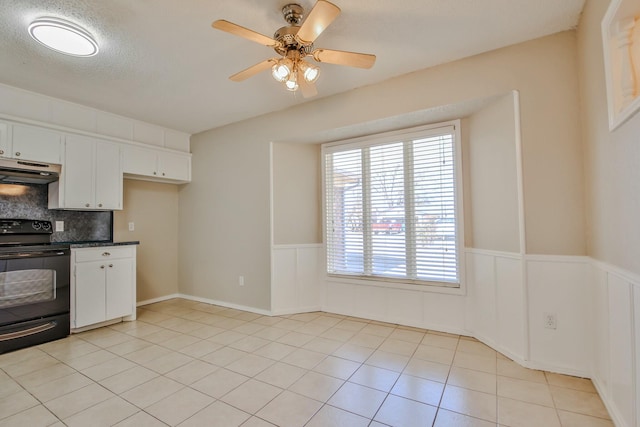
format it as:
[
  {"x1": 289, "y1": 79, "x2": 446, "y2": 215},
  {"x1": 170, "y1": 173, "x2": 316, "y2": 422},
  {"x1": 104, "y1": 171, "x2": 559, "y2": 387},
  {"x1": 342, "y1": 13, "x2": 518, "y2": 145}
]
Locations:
[
  {"x1": 212, "y1": 1, "x2": 375, "y2": 98},
  {"x1": 28, "y1": 17, "x2": 98, "y2": 57}
]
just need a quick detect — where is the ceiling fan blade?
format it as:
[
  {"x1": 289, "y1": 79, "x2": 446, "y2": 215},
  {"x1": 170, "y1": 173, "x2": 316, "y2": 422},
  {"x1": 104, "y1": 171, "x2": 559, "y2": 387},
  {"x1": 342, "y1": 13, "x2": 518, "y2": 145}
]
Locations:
[
  {"x1": 312, "y1": 49, "x2": 376, "y2": 69},
  {"x1": 299, "y1": 76, "x2": 318, "y2": 98},
  {"x1": 212, "y1": 20, "x2": 279, "y2": 47},
  {"x1": 229, "y1": 58, "x2": 277, "y2": 82},
  {"x1": 296, "y1": 0, "x2": 341, "y2": 44}
]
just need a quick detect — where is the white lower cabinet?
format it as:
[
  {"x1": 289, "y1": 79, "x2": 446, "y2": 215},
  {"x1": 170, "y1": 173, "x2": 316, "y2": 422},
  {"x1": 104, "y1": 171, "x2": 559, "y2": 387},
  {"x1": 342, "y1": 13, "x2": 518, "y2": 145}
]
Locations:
[{"x1": 71, "y1": 245, "x2": 136, "y2": 330}]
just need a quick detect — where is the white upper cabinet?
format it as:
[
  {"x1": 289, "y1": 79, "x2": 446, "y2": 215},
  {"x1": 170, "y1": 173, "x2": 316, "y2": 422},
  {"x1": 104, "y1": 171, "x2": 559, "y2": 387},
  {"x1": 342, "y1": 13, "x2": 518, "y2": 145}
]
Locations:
[
  {"x1": 95, "y1": 142, "x2": 122, "y2": 209},
  {"x1": 0, "y1": 122, "x2": 9, "y2": 158},
  {"x1": 11, "y1": 124, "x2": 62, "y2": 164},
  {"x1": 122, "y1": 145, "x2": 191, "y2": 183},
  {"x1": 49, "y1": 134, "x2": 122, "y2": 210}
]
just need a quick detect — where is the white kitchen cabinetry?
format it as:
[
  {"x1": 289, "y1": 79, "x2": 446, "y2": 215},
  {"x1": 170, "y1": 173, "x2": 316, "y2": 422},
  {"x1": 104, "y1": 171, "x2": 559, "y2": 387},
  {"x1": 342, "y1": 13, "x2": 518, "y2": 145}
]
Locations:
[
  {"x1": 71, "y1": 245, "x2": 136, "y2": 330},
  {"x1": 122, "y1": 145, "x2": 191, "y2": 183},
  {"x1": 49, "y1": 134, "x2": 123, "y2": 210},
  {"x1": 0, "y1": 122, "x2": 8, "y2": 158},
  {"x1": 11, "y1": 124, "x2": 62, "y2": 164}
]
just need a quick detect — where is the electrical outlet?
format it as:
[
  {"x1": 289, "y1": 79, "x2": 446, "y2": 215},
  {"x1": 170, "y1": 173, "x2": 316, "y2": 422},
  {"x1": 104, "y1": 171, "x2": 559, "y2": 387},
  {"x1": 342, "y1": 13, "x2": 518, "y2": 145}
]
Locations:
[
  {"x1": 239, "y1": 276, "x2": 245, "y2": 286},
  {"x1": 544, "y1": 313, "x2": 557, "y2": 329},
  {"x1": 55, "y1": 221, "x2": 64, "y2": 232},
  {"x1": 128, "y1": 222, "x2": 135, "y2": 231}
]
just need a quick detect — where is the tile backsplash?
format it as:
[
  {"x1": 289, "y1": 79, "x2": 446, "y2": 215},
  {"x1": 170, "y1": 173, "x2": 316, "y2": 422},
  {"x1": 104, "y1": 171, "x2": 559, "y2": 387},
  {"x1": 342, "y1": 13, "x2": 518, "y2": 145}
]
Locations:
[{"x1": 0, "y1": 183, "x2": 112, "y2": 242}]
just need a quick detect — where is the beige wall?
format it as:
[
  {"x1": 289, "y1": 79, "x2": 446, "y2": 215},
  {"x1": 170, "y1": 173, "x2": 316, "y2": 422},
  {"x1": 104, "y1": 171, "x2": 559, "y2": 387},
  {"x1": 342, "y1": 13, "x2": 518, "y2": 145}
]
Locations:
[
  {"x1": 178, "y1": 136, "x2": 272, "y2": 310},
  {"x1": 181, "y1": 31, "x2": 585, "y2": 310},
  {"x1": 272, "y1": 143, "x2": 322, "y2": 245},
  {"x1": 114, "y1": 179, "x2": 179, "y2": 302},
  {"x1": 466, "y1": 94, "x2": 521, "y2": 253},
  {"x1": 578, "y1": 0, "x2": 640, "y2": 275}
]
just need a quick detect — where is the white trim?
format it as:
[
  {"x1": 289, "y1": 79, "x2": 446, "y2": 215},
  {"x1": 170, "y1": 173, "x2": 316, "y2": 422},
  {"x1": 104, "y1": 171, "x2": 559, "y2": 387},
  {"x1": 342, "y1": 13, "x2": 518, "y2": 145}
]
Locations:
[
  {"x1": 513, "y1": 90, "x2": 531, "y2": 363},
  {"x1": 592, "y1": 376, "x2": 628, "y2": 427},
  {"x1": 270, "y1": 306, "x2": 323, "y2": 316},
  {"x1": 525, "y1": 254, "x2": 590, "y2": 264},
  {"x1": 464, "y1": 247, "x2": 522, "y2": 260},
  {"x1": 136, "y1": 293, "x2": 181, "y2": 307},
  {"x1": 272, "y1": 243, "x2": 323, "y2": 250},
  {"x1": 176, "y1": 293, "x2": 273, "y2": 316},
  {"x1": 592, "y1": 258, "x2": 640, "y2": 286},
  {"x1": 323, "y1": 274, "x2": 466, "y2": 296}
]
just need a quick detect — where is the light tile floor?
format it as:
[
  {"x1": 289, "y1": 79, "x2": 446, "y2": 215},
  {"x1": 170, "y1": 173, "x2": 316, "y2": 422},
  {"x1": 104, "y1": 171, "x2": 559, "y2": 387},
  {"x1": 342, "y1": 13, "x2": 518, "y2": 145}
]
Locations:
[{"x1": 0, "y1": 298, "x2": 613, "y2": 427}]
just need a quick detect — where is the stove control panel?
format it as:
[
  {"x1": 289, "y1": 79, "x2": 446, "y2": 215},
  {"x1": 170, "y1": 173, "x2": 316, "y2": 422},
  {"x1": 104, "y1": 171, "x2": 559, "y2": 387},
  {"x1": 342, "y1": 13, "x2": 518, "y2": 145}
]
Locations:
[{"x1": 0, "y1": 219, "x2": 53, "y2": 234}]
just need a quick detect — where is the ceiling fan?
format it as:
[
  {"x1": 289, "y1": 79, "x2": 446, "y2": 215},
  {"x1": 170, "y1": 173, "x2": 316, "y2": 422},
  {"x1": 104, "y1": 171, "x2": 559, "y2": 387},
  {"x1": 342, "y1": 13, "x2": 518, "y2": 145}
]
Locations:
[{"x1": 212, "y1": 0, "x2": 376, "y2": 97}]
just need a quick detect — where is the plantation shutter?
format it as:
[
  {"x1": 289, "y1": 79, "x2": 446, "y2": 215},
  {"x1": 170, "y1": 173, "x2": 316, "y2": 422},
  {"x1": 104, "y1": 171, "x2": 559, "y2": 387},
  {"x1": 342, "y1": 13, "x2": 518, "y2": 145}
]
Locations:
[{"x1": 324, "y1": 125, "x2": 459, "y2": 286}]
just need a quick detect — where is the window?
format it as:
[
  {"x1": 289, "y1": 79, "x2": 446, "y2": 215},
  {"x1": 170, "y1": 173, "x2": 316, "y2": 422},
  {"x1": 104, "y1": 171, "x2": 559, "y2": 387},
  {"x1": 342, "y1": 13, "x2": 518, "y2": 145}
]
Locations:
[{"x1": 323, "y1": 123, "x2": 462, "y2": 287}]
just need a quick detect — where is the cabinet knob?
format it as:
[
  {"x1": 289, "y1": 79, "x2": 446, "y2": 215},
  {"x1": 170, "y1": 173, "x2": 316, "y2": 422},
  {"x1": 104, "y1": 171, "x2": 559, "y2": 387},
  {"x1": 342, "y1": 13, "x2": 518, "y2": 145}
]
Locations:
[
  {"x1": 109, "y1": 264, "x2": 113, "y2": 268},
  {"x1": 100, "y1": 265, "x2": 105, "y2": 269},
  {"x1": 102, "y1": 252, "x2": 110, "y2": 256},
  {"x1": 85, "y1": 203, "x2": 90, "y2": 207},
  {"x1": 15, "y1": 152, "x2": 20, "y2": 157},
  {"x1": 98, "y1": 203, "x2": 103, "y2": 208},
  {"x1": 0, "y1": 149, "x2": 4, "y2": 155},
  {"x1": 162, "y1": 172, "x2": 165, "y2": 176}
]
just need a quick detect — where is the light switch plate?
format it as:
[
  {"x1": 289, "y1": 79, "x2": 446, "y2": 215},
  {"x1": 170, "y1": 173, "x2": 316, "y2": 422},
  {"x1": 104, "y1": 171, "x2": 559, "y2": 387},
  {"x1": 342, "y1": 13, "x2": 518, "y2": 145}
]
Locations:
[
  {"x1": 128, "y1": 222, "x2": 135, "y2": 231},
  {"x1": 55, "y1": 221, "x2": 64, "y2": 232}
]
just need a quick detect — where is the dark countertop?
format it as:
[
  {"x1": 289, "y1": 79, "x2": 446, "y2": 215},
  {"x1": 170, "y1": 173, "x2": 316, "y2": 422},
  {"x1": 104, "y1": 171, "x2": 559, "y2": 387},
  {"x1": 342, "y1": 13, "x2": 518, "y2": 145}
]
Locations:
[{"x1": 54, "y1": 241, "x2": 140, "y2": 249}]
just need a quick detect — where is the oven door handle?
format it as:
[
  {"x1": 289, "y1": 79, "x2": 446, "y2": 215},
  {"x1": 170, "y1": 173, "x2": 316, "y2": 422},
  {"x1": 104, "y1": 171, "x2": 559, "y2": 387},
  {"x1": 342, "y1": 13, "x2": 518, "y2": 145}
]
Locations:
[
  {"x1": 0, "y1": 251, "x2": 68, "y2": 260},
  {"x1": 0, "y1": 321, "x2": 57, "y2": 342}
]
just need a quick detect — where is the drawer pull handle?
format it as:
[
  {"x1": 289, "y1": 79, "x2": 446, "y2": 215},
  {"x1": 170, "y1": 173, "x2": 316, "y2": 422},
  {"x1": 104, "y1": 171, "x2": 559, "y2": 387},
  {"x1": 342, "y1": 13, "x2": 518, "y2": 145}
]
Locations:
[
  {"x1": 108, "y1": 264, "x2": 113, "y2": 268},
  {"x1": 0, "y1": 322, "x2": 57, "y2": 342},
  {"x1": 102, "y1": 252, "x2": 110, "y2": 256},
  {"x1": 100, "y1": 265, "x2": 105, "y2": 269}
]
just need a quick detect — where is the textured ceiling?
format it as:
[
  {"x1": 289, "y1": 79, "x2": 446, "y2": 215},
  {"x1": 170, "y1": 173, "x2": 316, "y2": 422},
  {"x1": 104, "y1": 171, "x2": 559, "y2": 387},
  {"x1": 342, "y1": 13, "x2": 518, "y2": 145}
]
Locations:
[{"x1": 0, "y1": 0, "x2": 585, "y2": 134}]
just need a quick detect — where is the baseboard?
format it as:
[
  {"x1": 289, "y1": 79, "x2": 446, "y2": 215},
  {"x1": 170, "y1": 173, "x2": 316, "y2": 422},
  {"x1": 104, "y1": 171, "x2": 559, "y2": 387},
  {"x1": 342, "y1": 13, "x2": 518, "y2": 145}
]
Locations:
[
  {"x1": 270, "y1": 306, "x2": 323, "y2": 316},
  {"x1": 177, "y1": 293, "x2": 273, "y2": 316},
  {"x1": 592, "y1": 375, "x2": 628, "y2": 427},
  {"x1": 137, "y1": 294, "x2": 181, "y2": 307}
]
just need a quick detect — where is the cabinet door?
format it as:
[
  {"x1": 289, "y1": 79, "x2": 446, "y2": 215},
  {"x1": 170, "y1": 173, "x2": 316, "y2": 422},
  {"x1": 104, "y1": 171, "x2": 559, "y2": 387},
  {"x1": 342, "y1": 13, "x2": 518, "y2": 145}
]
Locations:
[
  {"x1": 12, "y1": 124, "x2": 62, "y2": 164},
  {"x1": 95, "y1": 142, "x2": 122, "y2": 210},
  {"x1": 105, "y1": 258, "x2": 133, "y2": 319},
  {"x1": 122, "y1": 145, "x2": 158, "y2": 177},
  {"x1": 63, "y1": 135, "x2": 95, "y2": 209},
  {"x1": 74, "y1": 262, "x2": 106, "y2": 328},
  {"x1": 158, "y1": 151, "x2": 191, "y2": 181},
  {"x1": 0, "y1": 122, "x2": 9, "y2": 158}
]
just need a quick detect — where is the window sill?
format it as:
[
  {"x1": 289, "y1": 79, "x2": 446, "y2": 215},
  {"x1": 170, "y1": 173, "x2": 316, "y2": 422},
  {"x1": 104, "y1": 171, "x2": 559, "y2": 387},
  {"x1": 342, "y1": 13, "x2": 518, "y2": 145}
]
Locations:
[{"x1": 324, "y1": 273, "x2": 466, "y2": 296}]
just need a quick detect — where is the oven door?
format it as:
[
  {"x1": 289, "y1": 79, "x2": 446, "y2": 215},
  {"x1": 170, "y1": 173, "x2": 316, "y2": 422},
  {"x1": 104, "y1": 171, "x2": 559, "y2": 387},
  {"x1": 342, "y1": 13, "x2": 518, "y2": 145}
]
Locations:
[{"x1": 0, "y1": 248, "x2": 70, "y2": 328}]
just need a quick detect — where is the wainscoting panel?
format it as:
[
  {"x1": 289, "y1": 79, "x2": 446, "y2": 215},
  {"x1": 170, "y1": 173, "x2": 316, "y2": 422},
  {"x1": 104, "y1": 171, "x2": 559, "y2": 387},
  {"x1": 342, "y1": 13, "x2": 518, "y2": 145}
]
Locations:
[
  {"x1": 271, "y1": 245, "x2": 323, "y2": 314},
  {"x1": 467, "y1": 252, "x2": 498, "y2": 345},
  {"x1": 526, "y1": 257, "x2": 591, "y2": 376},
  {"x1": 590, "y1": 260, "x2": 640, "y2": 427},
  {"x1": 607, "y1": 272, "x2": 634, "y2": 427},
  {"x1": 495, "y1": 256, "x2": 525, "y2": 360}
]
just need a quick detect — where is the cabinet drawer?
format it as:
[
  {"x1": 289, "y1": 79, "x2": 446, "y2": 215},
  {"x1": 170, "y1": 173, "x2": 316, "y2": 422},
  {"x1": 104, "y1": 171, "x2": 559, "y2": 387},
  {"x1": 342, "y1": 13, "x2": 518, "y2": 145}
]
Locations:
[{"x1": 74, "y1": 246, "x2": 135, "y2": 263}]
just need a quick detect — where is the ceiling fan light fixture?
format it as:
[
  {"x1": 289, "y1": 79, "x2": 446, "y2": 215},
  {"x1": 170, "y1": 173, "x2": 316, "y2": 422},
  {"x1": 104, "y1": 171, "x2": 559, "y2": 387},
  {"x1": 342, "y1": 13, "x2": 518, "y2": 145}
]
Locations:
[
  {"x1": 28, "y1": 17, "x2": 98, "y2": 57},
  {"x1": 300, "y1": 61, "x2": 320, "y2": 83},
  {"x1": 285, "y1": 73, "x2": 299, "y2": 91},
  {"x1": 272, "y1": 58, "x2": 293, "y2": 82}
]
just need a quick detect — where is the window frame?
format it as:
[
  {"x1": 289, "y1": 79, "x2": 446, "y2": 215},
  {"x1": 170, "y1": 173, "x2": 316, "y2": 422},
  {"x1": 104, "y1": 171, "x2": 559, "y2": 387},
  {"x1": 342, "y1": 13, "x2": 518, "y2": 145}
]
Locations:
[{"x1": 321, "y1": 120, "x2": 465, "y2": 292}]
